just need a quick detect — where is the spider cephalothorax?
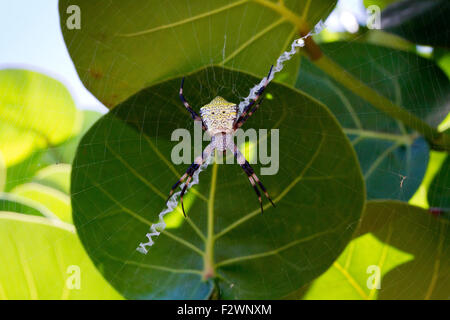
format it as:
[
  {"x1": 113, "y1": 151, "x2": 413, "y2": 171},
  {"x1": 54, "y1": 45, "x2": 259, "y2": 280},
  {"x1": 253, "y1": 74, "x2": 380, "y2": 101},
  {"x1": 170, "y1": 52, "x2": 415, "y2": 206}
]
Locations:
[
  {"x1": 200, "y1": 96, "x2": 237, "y2": 135},
  {"x1": 169, "y1": 67, "x2": 275, "y2": 216}
]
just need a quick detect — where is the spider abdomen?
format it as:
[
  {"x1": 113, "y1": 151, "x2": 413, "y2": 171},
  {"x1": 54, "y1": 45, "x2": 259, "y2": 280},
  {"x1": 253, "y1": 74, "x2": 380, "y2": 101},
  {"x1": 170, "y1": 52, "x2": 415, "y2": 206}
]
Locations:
[{"x1": 211, "y1": 133, "x2": 234, "y2": 152}]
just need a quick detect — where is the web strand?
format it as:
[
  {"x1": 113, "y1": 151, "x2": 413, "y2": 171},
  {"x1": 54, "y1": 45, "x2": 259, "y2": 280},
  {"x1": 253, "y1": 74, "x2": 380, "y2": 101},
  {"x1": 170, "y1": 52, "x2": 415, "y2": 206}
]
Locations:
[
  {"x1": 238, "y1": 20, "x2": 326, "y2": 114},
  {"x1": 137, "y1": 155, "x2": 214, "y2": 254}
]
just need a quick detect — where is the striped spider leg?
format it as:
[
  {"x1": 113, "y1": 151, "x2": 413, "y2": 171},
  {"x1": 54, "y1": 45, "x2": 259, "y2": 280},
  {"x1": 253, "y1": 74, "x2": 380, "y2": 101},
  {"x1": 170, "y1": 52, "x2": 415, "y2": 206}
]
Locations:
[
  {"x1": 167, "y1": 65, "x2": 275, "y2": 217},
  {"x1": 234, "y1": 97, "x2": 265, "y2": 130},
  {"x1": 167, "y1": 143, "x2": 214, "y2": 217},
  {"x1": 230, "y1": 65, "x2": 275, "y2": 213},
  {"x1": 234, "y1": 65, "x2": 273, "y2": 130},
  {"x1": 179, "y1": 77, "x2": 207, "y2": 131},
  {"x1": 230, "y1": 141, "x2": 275, "y2": 214}
]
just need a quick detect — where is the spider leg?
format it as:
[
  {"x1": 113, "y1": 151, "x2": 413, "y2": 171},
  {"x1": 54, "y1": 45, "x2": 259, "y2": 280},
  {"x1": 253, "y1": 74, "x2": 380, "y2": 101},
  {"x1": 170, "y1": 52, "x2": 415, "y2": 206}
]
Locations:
[
  {"x1": 251, "y1": 172, "x2": 276, "y2": 208},
  {"x1": 167, "y1": 143, "x2": 214, "y2": 217},
  {"x1": 249, "y1": 175, "x2": 264, "y2": 214},
  {"x1": 179, "y1": 78, "x2": 207, "y2": 130},
  {"x1": 179, "y1": 176, "x2": 192, "y2": 217},
  {"x1": 234, "y1": 65, "x2": 273, "y2": 129},
  {"x1": 166, "y1": 173, "x2": 188, "y2": 202},
  {"x1": 234, "y1": 97, "x2": 264, "y2": 129},
  {"x1": 231, "y1": 143, "x2": 275, "y2": 214}
]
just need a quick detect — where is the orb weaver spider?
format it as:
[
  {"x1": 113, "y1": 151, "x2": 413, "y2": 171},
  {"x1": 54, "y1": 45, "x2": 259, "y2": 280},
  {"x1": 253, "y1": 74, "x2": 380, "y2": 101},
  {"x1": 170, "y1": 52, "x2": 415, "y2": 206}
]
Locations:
[{"x1": 167, "y1": 66, "x2": 276, "y2": 217}]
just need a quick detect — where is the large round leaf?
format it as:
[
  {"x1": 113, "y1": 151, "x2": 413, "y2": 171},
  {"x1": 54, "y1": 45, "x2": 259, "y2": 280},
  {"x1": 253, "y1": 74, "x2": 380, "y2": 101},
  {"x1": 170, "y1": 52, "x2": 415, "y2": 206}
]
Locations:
[
  {"x1": 297, "y1": 42, "x2": 450, "y2": 200},
  {"x1": 71, "y1": 66, "x2": 364, "y2": 299},
  {"x1": 59, "y1": 0, "x2": 336, "y2": 108}
]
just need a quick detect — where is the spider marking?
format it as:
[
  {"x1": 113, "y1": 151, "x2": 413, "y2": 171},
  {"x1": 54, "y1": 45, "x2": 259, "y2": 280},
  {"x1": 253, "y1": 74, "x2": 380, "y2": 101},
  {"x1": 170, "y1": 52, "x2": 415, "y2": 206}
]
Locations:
[{"x1": 169, "y1": 66, "x2": 275, "y2": 217}]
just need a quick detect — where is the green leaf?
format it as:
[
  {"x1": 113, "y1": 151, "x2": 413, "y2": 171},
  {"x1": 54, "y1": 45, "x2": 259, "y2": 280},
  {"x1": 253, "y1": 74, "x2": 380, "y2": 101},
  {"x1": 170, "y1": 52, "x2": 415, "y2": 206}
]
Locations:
[
  {"x1": 0, "y1": 69, "x2": 81, "y2": 167},
  {"x1": 71, "y1": 66, "x2": 364, "y2": 299},
  {"x1": 0, "y1": 152, "x2": 5, "y2": 192},
  {"x1": 1, "y1": 164, "x2": 72, "y2": 221},
  {"x1": 50, "y1": 111, "x2": 103, "y2": 164},
  {"x1": 300, "y1": 233, "x2": 413, "y2": 299},
  {"x1": 436, "y1": 49, "x2": 450, "y2": 80},
  {"x1": 409, "y1": 150, "x2": 447, "y2": 209},
  {"x1": 381, "y1": 0, "x2": 450, "y2": 49},
  {"x1": 0, "y1": 121, "x2": 46, "y2": 167},
  {"x1": 3, "y1": 111, "x2": 101, "y2": 192},
  {"x1": 3, "y1": 150, "x2": 51, "y2": 192},
  {"x1": 0, "y1": 163, "x2": 71, "y2": 221},
  {"x1": 0, "y1": 193, "x2": 57, "y2": 219},
  {"x1": 301, "y1": 201, "x2": 450, "y2": 299},
  {"x1": 364, "y1": 0, "x2": 399, "y2": 10},
  {"x1": 11, "y1": 183, "x2": 72, "y2": 223},
  {"x1": 32, "y1": 164, "x2": 72, "y2": 195},
  {"x1": 297, "y1": 42, "x2": 450, "y2": 200},
  {"x1": 0, "y1": 211, "x2": 122, "y2": 299},
  {"x1": 428, "y1": 155, "x2": 450, "y2": 209},
  {"x1": 59, "y1": 0, "x2": 336, "y2": 108}
]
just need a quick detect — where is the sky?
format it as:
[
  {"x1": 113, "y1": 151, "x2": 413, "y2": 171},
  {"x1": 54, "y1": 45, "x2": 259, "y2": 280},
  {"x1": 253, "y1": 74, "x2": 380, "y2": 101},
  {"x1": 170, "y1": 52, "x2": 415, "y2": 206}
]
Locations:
[
  {"x1": 0, "y1": 0, "x2": 106, "y2": 113},
  {"x1": 0, "y1": 0, "x2": 365, "y2": 114}
]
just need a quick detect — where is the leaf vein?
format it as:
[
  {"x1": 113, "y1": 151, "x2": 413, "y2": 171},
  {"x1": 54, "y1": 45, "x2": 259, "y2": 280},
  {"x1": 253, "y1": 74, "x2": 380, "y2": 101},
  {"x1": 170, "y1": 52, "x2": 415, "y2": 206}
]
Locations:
[
  {"x1": 215, "y1": 224, "x2": 340, "y2": 267},
  {"x1": 117, "y1": 0, "x2": 249, "y2": 37},
  {"x1": 214, "y1": 135, "x2": 325, "y2": 240}
]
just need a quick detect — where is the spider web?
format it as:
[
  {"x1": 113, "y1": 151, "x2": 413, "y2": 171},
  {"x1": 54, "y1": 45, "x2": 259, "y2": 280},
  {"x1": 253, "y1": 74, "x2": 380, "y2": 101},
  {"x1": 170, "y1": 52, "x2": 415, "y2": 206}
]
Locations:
[
  {"x1": 3, "y1": 0, "x2": 448, "y2": 300},
  {"x1": 65, "y1": 0, "x2": 359, "y2": 298},
  {"x1": 135, "y1": 19, "x2": 326, "y2": 255},
  {"x1": 66, "y1": 1, "x2": 449, "y2": 299}
]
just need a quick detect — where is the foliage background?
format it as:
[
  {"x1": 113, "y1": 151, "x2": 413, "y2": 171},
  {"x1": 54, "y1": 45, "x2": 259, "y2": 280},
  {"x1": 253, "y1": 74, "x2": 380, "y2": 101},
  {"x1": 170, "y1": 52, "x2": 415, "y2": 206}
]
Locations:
[{"x1": 0, "y1": 0, "x2": 449, "y2": 299}]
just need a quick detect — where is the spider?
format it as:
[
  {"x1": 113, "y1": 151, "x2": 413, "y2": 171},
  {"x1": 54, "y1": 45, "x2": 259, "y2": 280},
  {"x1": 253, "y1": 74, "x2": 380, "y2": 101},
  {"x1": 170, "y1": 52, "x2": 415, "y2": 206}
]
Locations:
[{"x1": 167, "y1": 66, "x2": 276, "y2": 217}]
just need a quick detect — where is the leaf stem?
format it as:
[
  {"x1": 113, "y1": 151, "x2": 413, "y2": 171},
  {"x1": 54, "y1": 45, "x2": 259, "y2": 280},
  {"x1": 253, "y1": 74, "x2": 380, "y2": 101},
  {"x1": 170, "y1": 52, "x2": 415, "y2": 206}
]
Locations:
[{"x1": 203, "y1": 161, "x2": 218, "y2": 281}]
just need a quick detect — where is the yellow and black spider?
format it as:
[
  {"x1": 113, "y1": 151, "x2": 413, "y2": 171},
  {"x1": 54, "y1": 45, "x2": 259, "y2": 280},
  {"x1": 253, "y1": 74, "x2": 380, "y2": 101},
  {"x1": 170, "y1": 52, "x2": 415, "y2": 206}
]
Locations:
[{"x1": 167, "y1": 66, "x2": 276, "y2": 217}]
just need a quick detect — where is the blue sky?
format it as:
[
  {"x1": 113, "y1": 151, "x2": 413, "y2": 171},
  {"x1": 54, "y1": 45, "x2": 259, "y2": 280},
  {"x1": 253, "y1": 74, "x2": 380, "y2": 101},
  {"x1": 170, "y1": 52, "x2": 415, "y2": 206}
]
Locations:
[{"x1": 0, "y1": 0, "x2": 365, "y2": 114}]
